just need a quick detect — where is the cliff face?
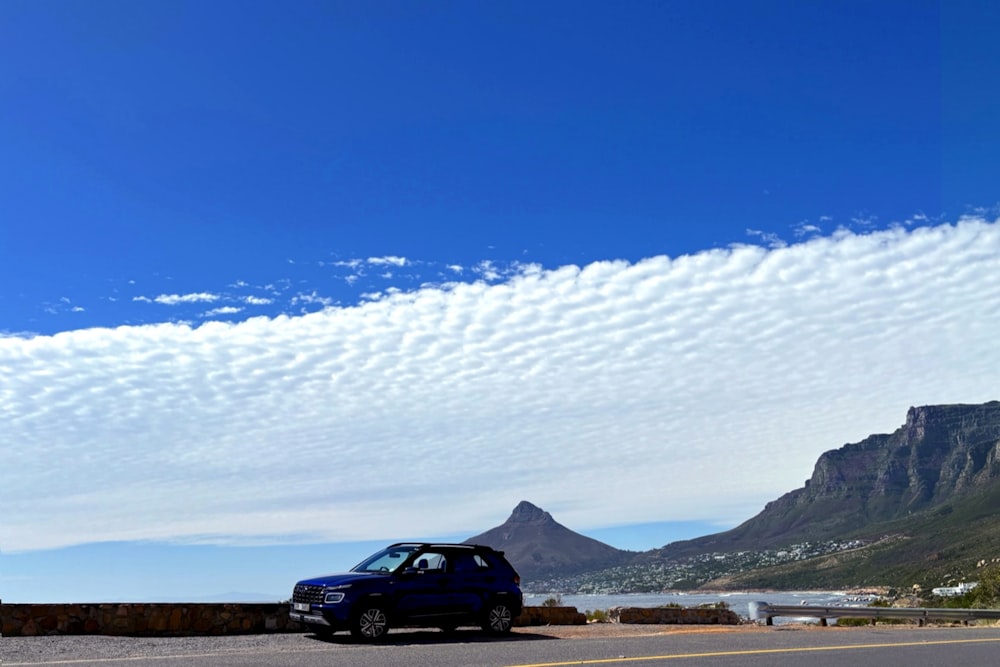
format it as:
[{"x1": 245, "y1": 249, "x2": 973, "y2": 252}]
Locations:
[
  {"x1": 791, "y1": 401, "x2": 1000, "y2": 515},
  {"x1": 465, "y1": 403, "x2": 1000, "y2": 586},
  {"x1": 465, "y1": 501, "x2": 631, "y2": 581},
  {"x1": 665, "y1": 401, "x2": 1000, "y2": 555}
]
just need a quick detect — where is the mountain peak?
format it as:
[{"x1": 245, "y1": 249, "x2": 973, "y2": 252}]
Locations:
[
  {"x1": 466, "y1": 502, "x2": 630, "y2": 582},
  {"x1": 508, "y1": 500, "x2": 552, "y2": 523}
]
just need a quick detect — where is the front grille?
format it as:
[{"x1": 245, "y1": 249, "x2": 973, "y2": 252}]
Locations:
[{"x1": 293, "y1": 584, "x2": 326, "y2": 605}]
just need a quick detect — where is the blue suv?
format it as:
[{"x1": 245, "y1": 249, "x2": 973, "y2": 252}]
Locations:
[{"x1": 289, "y1": 543, "x2": 523, "y2": 640}]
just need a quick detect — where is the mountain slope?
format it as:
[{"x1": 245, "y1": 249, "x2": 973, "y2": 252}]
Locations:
[
  {"x1": 465, "y1": 501, "x2": 632, "y2": 581},
  {"x1": 659, "y1": 401, "x2": 1000, "y2": 560},
  {"x1": 702, "y1": 480, "x2": 1000, "y2": 591},
  {"x1": 465, "y1": 402, "x2": 1000, "y2": 592}
]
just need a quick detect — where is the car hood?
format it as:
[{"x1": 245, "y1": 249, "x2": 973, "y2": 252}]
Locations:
[{"x1": 298, "y1": 571, "x2": 386, "y2": 587}]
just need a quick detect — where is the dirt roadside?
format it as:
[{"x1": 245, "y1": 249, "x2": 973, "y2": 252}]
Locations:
[
  {"x1": 512, "y1": 621, "x2": 783, "y2": 639},
  {"x1": 514, "y1": 620, "x2": 1000, "y2": 640}
]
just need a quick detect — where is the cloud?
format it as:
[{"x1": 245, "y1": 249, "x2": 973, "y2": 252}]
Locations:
[
  {"x1": 42, "y1": 297, "x2": 85, "y2": 315},
  {"x1": 2, "y1": 219, "x2": 999, "y2": 552},
  {"x1": 291, "y1": 291, "x2": 335, "y2": 307},
  {"x1": 793, "y1": 221, "x2": 822, "y2": 237},
  {"x1": 204, "y1": 306, "x2": 243, "y2": 316},
  {"x1": 471, "y1": 259, "x2": 527, "y2": 282},
  {"x1": 367, "y1": 256, "x2": 408, "y2": 267},
  {"x1": 134, "y1": 292, "x2": 222, "y2": 306},
  {"x1": 744, "y1": 228, "x2": 787, "y2": 248},
  {"x1": 850, "y1": 212, "x2": 879, "y2": 227}
]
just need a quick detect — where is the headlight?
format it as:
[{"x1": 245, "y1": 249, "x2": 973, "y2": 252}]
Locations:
[{"x1": 323, "y1": 584, "x2": 351, "y2": 604}]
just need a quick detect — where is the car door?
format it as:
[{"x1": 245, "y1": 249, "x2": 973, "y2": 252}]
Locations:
[
  {"x1": 448, "y1": 552, "x2": 492, "y2": 614},
  {"x1": 392, "y1": 550, "x2": 452, "y2": 620}
]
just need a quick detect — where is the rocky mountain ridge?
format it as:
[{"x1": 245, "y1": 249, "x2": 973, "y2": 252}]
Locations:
[
  {"x1": 658, "y1": 401, "x2": 1000, "y2": 559},
  {"x1": 473, "y1": 401, "x2": 1000, "y2": 592}
]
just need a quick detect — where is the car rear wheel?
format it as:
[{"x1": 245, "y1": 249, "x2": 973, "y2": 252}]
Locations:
[
  {"x1": 351, "y1": 604, "x2": 390, "y2": 641},
  {"x1": 482, "y1": 601, "x2": 514, "y2": 635}
]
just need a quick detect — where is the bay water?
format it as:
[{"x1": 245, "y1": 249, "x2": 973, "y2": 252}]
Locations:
[{"x1": 525, "y1": 590, "x2": 878, "y2": 623}]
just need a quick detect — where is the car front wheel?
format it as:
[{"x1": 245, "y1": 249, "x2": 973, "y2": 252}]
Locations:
[
  {"x1": 351, "y1": 604, "x2": 390, "y2": 641},
  {"x1": 482, "y1": 601, "x2": 514, "y2": 635}
]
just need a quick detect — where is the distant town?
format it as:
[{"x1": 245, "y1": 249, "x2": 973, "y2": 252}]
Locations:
[{"x1": 524, "y1": 539, "x2": 872, "y2": 594}]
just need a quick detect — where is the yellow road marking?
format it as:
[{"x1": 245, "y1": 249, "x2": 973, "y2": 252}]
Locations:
[{"x1": 507, "y1": 636, "x2": 1000, "y2": 666}]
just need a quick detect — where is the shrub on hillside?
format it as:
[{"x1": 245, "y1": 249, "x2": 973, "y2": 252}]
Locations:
[{"x1": 939, "y1": 566, "x2": 1000, "y2": 609}]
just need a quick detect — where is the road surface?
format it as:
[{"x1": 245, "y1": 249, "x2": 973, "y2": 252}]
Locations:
[{"x1": 4, "y1": 624, "x2": 1000, "y2": 666}]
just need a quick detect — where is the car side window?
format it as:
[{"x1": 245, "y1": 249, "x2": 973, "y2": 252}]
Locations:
[
  {"x1": 354, "y1": 545, "x2": 418, "y2": 572},
  {"x1": 415, "y1": 551, "x2": 448, "y2": 572},
  {"x1": 452, "y1": 554, "x2": 482, "y2": 573}
]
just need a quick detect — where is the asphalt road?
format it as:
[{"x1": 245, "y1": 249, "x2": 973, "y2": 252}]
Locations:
[{"x1": 5, "y1": 626, "x2": 1000, "y2": 666}]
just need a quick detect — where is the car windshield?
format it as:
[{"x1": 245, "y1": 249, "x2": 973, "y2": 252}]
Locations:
[{"x1": 351, "y1": 545, "x2": 421, "y2": 573}]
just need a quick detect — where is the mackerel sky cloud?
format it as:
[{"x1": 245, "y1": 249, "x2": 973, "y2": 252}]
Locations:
[
  {"x1": 2, "y1": 0, "x2": 999, "y2": 601},
  {"x1": 4, "y1": 219, "x2": 998, "y2": 553}
]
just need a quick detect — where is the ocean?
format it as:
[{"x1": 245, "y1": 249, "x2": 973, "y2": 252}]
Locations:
[{"x1": 524, "y1": 590, "x2": 880, "y2": 623}]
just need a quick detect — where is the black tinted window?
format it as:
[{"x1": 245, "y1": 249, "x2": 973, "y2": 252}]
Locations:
[{"x1": 453, "y1": 553, "x2": 489, "y2": 573}]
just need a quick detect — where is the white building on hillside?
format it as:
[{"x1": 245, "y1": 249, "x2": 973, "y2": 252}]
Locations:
[{"x1": 931, "y1": 582, "x2": 979, "y2": 597}]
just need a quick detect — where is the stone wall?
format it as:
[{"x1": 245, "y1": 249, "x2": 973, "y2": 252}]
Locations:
[
  {"x1": 0, "y1": 603, "x2": 301, "y2": 637},
  {"x1": 516, "y1": 605, "x2": 587, "y2": 626},
  {"x1": 614, "y1": 606, "x2": 741, "y2": 625},
  {"x1": 1, "y1": 603, "x2": 585, "y2": 636},
  {"x1": 1, "y1": 602, "x2": 737, "y2": 636}
]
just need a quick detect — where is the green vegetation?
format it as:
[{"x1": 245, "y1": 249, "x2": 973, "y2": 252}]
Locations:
[
  {"x1": 696, "y1": 601, "x2": 730, "y2": 610},
  {"x1": 541, "y1": 594, "x2": 563, "y2": 607},
  {"x1": 962, "y1": 567, "x2": 1000, "y2": 608},
  {"x1": 678, "y1": 486, "x2": 1000, "y2": 594},
  {"x1": 585, "y1": 609, "x2": 610, "y2": 622},
  {"x1": 835, "y1": 617, "x2": 873, "y2": 627},
  {"x1": 833, "y1": 597, "x2": 914, "y2": 626},
  {"x1": 937, "y1": 566, "x2": 1000, "y2": 609},
  {"x1": 526, "y1": 506, "x2": 1000, "y2": 597}
]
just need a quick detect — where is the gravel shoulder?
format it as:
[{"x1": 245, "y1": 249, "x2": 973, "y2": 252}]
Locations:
[
  {"x1": 515, "y1": 621, "x2": 781, "y2": 639},
  {"x1": 0, "y1": 623, "x2": 820, "y2": 664}
]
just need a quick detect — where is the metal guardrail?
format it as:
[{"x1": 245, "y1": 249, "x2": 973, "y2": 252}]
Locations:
[{"x1": 750, "y1": 601, "x2": 1000, "y2": 626}]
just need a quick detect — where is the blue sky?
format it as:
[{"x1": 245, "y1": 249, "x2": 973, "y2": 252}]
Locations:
[{"x1": 1, "y1": 1, "x2": 999, "y2": 602}]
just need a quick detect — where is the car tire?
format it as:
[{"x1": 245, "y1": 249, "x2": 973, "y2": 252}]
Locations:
[
  {"x1": 481, "y1": 600, "x2": 514, "y2": 635},
  {"x1": 351, "y1": 603, "x2": 390, "y2": 641}
]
